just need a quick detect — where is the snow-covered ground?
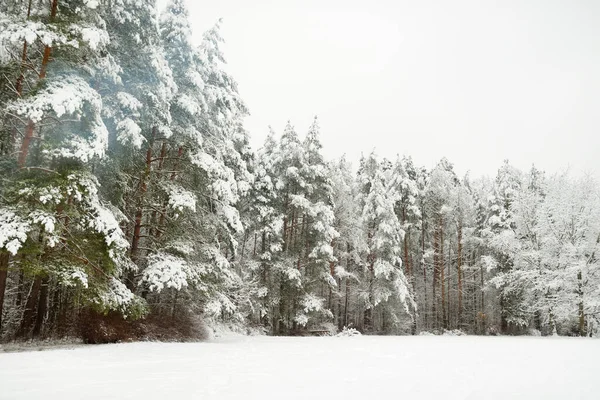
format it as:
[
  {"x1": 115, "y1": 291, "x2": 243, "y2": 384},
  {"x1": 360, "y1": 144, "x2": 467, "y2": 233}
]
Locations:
[{"x1": 1, "y1": 335, "x2": 598, "y2": 399}]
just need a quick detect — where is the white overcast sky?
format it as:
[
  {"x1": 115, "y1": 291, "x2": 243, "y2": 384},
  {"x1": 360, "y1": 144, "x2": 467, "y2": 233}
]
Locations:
[{"x1": 162, "y1": 0, "x2": 600, "y2": 177}]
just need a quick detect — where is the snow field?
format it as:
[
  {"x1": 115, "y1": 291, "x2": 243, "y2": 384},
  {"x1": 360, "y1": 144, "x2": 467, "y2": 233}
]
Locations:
[{"x1": 0, "y1": 336, "x2": 598, "y2": 400}]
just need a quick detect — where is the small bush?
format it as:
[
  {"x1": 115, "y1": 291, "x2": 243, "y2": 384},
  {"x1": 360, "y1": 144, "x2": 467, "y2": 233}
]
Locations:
[{"x1": 337, "y1": 326, "x2": 361, "y2": 337}]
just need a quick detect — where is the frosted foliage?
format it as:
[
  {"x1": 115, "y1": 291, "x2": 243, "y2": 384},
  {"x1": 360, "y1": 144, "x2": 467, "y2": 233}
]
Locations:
[
  {"x1": 8, "y1": 77, "x2": 108, "y2": 162},
  {"x1": 373, "y1": 260, "x2": 396, "y2": 280},
  {"x1": 481, "y1": 255, "x2": 498, "y2": 272},
  {"x1": 106, "y1": 0, "x2": 157, "y2": 26},
  {"x1": 282, "y1": 265, "x2": 302, "y2": 287},
  {"x1": 167, "y1": 241, "x2": 194, "y2": 256},
  {"x1": 79, "y1": 26, "x2": 109, "y2": 50},
  {"x1": 66, "y1": 174, "x2": 129, "y2": 258},
  {"x1": 0, "y1": 208, "x2": 30, "y2": 255},
  {"x1": 177, "y1": 94, "x2": 201, "y2": 116},
  {"x1": 95, "y1": 54, "x2": 122, "y2": 84},
  {"x1": 294, "y1": 314, "x2": 309, "y2": 327},
  {"x1": 168, "y1": 185, "x2": 197, "y2": 213},
  {"x1": 149, "y1": 50, "x2": 177, "y2": 111},
  {"x1": 300, "y1": 293, "x2": 325, "y2": 313},
  {"x1": 51, "y1": 114, "x2": 108, "y2": 162},
  {"x1": 4, "y1": 173, "x2": 128, "y2": 259},
  {"x1": 190, "y1": 150, "x2": 244, "y2": 232},
  {"x1": 204, "y1": 293, "x2": 236, "y2": 317},
  {"x1": 54, "y1": 265, "x2": 89, "y2": 288},
  {"x1": 29, "y1": 211, "x2": 58, "y2": 246},
  {"x1": 335, "y1": 266, "x2": 358, "y2": 281},
  {"x1": 116, "y1": 118, "x2": 144, "y2": 149},
  {"x1": 9, "y1": 77, "x2": 101, "y2": 123},
  {"x1": 142, "y1": 253, "x2": 189, "y2": 292},
  {"x1": 38, "y1": 186, "x2": 62, "y2": 204},
  {"x1": 83, "y1": 0, "x2": 99, "y2": 9},
  {"x1": 218, "y1": 204, "x2": 243, "y2": 233},
  {"x1": 295, "y1": 294, "x2": 333, "y2": 326},
  {"x1": 0, "y1": 17, "x2": 77, "y2": 56},
  {"x1": 116, "y1": 92, "x2": 143, "y2": 111},
  {"x1": 95, "y1": 278, "x2": 141, "y2": 317}
]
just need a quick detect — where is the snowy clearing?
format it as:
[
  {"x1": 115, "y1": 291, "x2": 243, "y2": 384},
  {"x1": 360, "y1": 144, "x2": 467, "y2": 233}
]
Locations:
[{"x1": 1, "y1": 336, "x2": 598, "y2": 400}]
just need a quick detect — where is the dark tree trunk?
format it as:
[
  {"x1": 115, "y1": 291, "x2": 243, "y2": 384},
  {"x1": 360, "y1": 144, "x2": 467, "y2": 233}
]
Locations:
[
  {"x1": 49, "y1": 285, "x2": 61, "y2": 334},
  {"x1": 577, "y1": 270, "x2": 585, "y2": 336},
  {"x1": 421, "y1": 208, "x2": 427, "y2": 331},
  {"x1": 18, "y1": 0, "x2": 58, "y2": 167},
  {"x1": 33, "y1": 276, "x2": 49, "y2": 337},
  {"x1": 0, "y1": 252, "x2": 9, "y2": 331},
  {"x1": 440, "y1": 217, "x2": 446, "y2": 330},
  {"x1": 16, "y1": 268, "x2": 24, "y2": 307},
  {"x1": 17, "y1": 276, "x2": 42, "y2": 338},
  {"x1": 457, "y1": 220, "x2": 463, "y2": 327},
  {"x1": 432, "y1": 222, "x2": 438, "y2": 329},
  {"x1": 129, "y1": 128, "x2": 156, "y2": 288}
]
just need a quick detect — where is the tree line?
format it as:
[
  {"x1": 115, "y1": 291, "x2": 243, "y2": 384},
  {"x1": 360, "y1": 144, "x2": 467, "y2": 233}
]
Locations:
[{"x1": 1, "y1": 0, "x2": 598, "y2": 342}]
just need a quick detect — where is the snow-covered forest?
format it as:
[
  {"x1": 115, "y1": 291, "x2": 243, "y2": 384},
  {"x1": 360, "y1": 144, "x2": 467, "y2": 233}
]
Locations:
[{"x1": 1, "y1": 0, "x2": 599, "y2": 343}]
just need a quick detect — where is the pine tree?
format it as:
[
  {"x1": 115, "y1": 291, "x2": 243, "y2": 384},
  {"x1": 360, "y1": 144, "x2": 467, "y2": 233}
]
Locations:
[{"x1": 358, "y1": 153, "x2": 415, "y2": 333}]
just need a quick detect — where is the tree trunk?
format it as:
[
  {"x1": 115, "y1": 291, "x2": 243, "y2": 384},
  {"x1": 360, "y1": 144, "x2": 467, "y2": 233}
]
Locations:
[
  {"x1": 344, "y1": 278, "x2": 350, "y2": 328},
  {"x1": 500, "y1": 294, "x2": 508, "y2": 334},
  {"x1": 130, "y1": 210, "x2": 143, "y2": 262},
  {"x1": 171, "y1": 290, "x2": 179, "y2": 318},
  {"x1": 421, "y1": 207, "x2": 427, "y2": 331},
  {"x1": 49, "y1": 285, "x2": 61, "y2": 334},
  {"x1": 577, "y1": 270, "x2": 585, "y2": 336},
  {"x1": 0, "y1": 252, "x2": 9, "y2": 331},
  {"x1": 17, "y1": 0, "x2": 58, "y2": 167},
  {"x1": 343, "y1": 243, "x2": 350, "y2": 328},
  {"x1": 14, "y1": 0, "x2": 33, "y2": 96},
  {"x1": 440, "y1": 216, "x2": 447, "y2": 330},
  {"x1": 457, "y1": 220, "x2": 463, "y2": 327},
  {"x1": 149, "y1": 141, "x2": 168, "y2": 237},
  {"x1": 402, "y1": 207, "x2": 411, "y2": 278},
  {"x1": 16, "y1": 268, "x2": 24, "y2": 307},
  {"x1": 33, "y1": 276, "x2": 49, "y2": 337},
  {"x1": 282, "y1": 193, "x2": 289, "y2": 253},
  {"x1": 17, "y1": 276, "x2": 42, "y2": 338},
  {"x1": 480, "y1": 263, "x2": 485, "y2": 334},
  {"x1": 129, "y1": 128, "x2": 156, "y2": 287},
  {"x1": 432, "y1": 222, "x2": 438, "y2": 329}
]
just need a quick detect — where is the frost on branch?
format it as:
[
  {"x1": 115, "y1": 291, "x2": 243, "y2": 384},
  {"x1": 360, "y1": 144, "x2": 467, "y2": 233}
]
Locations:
[
  {"x1": 167, "y1": 185, "x2": 197, "y2": 213},
  {"x1": 94, "y1": 278, "x2": 146, "y2": 318},
  {"x1": 204, "y1": 292, "x2": 237, "y2": 317},
  {"x1": 116, "y1": 118, "x2": 144, "y2": 149},
  {"x1": 106, "y1": 92, "x2": 144, "y2": 149},
  {"x1": 0, "y1": 208, "x2": 30, "y2": 256},
  {"x1": 0, "y1": 16, "x2": 77, "y2": 60},
  {"x1": 7, "y1": 76, "x2": 109, "y2": 162},
  {"x1": 142, "y1": 252, "x2": 189, "y2": 293},
  {"x1": 294, "y1": 294, "x2": 332, "y2": 327},
  {"x1": 9, "y1": 76, "x2": 101, "y2": 123},
  {"x1": 52, "y1": 265, "x2": 89, "y2": 288},
  {"x1": 66, "y1": 174, "x2": 129, "y2": 260},
  {"x1": 29, "y1": 211, "x2": 59, "y2": 247}
]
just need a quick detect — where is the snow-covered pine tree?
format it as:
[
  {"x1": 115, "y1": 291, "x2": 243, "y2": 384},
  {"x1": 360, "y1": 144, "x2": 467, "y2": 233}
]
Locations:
[
  {"x1": 329, "y1": 156, "x2": 364, "y2": 330},
  {"x1": 357, "y1": 153, "x2": 415, "y2": 333},
  {"x1": 293, "y1": 117, "x2": 338, "y2": 330},
  {"x1": 0, "y1": 0, "x2": 145, "y2": 337},
  {"x1": 484, "y1": 160, "x2": 524, "y2": 333}
]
